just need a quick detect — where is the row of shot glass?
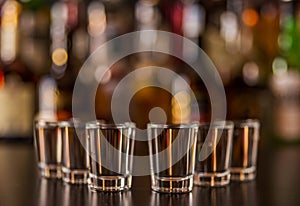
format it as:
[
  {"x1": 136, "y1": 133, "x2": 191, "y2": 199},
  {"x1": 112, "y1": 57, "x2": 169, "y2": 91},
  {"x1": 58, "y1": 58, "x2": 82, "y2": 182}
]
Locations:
[{"x1": 34, "y1": 119, "x2": 260, "y2": 193}]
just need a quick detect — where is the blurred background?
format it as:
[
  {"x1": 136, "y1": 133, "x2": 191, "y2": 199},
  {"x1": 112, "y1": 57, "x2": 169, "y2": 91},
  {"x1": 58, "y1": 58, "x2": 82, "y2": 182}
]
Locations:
[{"x1": 0, "y1": 0, "x2": 299, "y2": 146}]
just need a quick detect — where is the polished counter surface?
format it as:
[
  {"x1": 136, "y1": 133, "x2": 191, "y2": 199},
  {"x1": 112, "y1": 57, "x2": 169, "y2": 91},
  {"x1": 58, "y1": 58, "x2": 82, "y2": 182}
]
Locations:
[{"x1": 0, "y1": 140, "x2": 300, "y2": 206}]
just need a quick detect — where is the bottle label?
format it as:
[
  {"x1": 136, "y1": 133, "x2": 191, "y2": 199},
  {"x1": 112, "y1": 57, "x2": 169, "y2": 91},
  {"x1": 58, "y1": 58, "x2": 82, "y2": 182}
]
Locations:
[
  {"x1": 275, "y1": 100, "x2": 300, "y2": 141},
  {"x1": 0, "y1": 83, "x2": 34, "y2": 137}
]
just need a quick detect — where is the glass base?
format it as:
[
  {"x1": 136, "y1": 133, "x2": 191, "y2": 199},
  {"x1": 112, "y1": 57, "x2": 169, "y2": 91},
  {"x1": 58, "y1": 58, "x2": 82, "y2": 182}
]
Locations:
[
  {"x1": 88, "y1": 173, "x2": 132, "y2": 192},
  {"x1": 62, "y1": 167, "x2": 89, "y2": 184},
  {"x1": 151, "y1": 175, "x2": 193, "y2": 193},
  {"x1": 230, "y1": 166, "x2": 256, "y2": 181},
  {"x1": 39, "y1": 163, "x2": 62, "y2": 179},
  {"x1": 194, "y1": 170, "x2": 230, "y2": 187}
]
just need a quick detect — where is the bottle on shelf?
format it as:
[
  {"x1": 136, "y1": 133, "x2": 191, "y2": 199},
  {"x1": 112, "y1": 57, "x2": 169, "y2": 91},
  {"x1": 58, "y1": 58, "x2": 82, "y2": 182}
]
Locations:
[
  {"x1": 169, "y1": 0, "x2": 210, "y2": 123},
  {"x1": 128, "y1": 0, "x2": 174, "y2": 128},
  {"x1": 204, "y1": 0, "x2": 275, "y2": 122},
  {"x1": 270, "y1": 0, "x2": 300, "y2": 144},
  {"x1": 38, "y1": 0, "x2": 84, "y2": 121},
  {"x1": 86, "y1": 0, "x2": 122, "y2": 122},
  {"x1": 0, "y1": 0, "x2": 36, "y2": 138}
]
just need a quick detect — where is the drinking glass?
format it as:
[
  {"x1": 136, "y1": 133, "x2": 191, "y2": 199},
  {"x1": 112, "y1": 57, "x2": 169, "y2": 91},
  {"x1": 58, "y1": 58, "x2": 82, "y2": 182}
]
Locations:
[
  {"x1": 86, "y1": 122, "x2": 135, "y2": 191},
  {"x1": 34, "y1": 119, "x2": 62, "y2": 178},
  {"x1": 59, "y1": 119, "x2": 89, "y2": 184},
  {"x1": 194, "y1": 121, "x2": 233, "y2": 187},
  {"x1": 148, "y1": 123, "x2": 198, "y2": 193},
  {"x1": 230, "y1": 119, "x2": 260, "y2": 181}
]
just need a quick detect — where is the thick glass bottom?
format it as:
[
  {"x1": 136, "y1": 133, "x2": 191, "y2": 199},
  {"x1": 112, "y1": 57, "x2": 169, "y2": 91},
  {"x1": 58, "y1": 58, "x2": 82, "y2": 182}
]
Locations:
[
  {"x1": 62, "y1": 167, "x2": 88, "y2": 184},
  {"x1": 151, "y1": 175, "x2": 193, "y2": 193},
  {"x1": 88, "y1": 173, "x2": 132, "y2": 192},
  {"x1": 230, "y1": 166, "x2": 256, "y2": 181},
  {"x1": 39, "y1": 163, "x2": 62, "y2": 179},
  {"x1": 194, "y1": 170, "x2": 230, "y2": 187}
]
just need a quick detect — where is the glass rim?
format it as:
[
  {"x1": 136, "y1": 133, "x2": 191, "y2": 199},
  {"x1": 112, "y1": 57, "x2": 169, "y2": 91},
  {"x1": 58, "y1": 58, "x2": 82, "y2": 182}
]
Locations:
[
  {"x1": 233, "y1": 119, "x2": 260, "y2": 128},
  {"x1": 34, "y1": 119, "x2": 58, "y2": 128},
  {"x1": 199, "y1": 120, "x2": 234, "y2": 129},
  {"x1": 86, "y1": 121, "x2": 136, "y2": 129},
  {"x1": 147, "y1": 122, "x2": 199, "y2": 129},
  {"x1": 58, "y1": 118, "x2": 85, "y2": 128}
]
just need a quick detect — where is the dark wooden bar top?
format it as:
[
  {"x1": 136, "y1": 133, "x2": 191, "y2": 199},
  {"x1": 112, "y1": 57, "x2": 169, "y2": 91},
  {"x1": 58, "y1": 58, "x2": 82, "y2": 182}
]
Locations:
[{"x1": 1, "y1": 138, "x2": 300, "y2": 206}]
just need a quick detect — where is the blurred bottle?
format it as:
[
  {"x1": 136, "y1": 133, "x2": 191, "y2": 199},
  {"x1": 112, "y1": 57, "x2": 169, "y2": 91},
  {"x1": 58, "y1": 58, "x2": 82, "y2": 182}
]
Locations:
[
  {"x1": 225, "y1": 0, "x2": 272, "y2": 86},
  {"x1": 202, "y1": 0, "x2": 243, "y2": 87},
  {"x1": 270, "y1": 0, "x2": 300, "y2": 143},
  {"x1": 203, "y1": 0, "x2": 275, "y2": 122},
  {"x1": 200, "y1": 0, "x2": 246, "y2": 121},
  {"x1": 85, "y1": 0, "x2": 130, "y2": 122},
  {"x1": 0, "y1": 0, "x2": 36, "y2": 138},
  {"x1": 38, "y1": 0, "x2": 85, "y2": 121},
  {"x1": 20, "y1": 0, "x2": 51, "y2": 76},
  {"x1": 88, "y1": 0, "x2": 112, "y2": 121},
  {"x1": 277, "y1": 0, "x2": 300, "y2": 70},
  {"x1": 167, "y1": 0, "x2": 209, "y2": 123},
  {"x1": 128, "y1": 0, "x2": 173, "y2": 128}
]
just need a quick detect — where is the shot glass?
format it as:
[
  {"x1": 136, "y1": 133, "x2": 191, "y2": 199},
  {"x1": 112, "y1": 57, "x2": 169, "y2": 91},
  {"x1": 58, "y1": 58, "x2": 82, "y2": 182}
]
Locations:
[
  {"x1": 86, "y1": 122, "x2": 135, "y2": 192},
  {"x1": 230, "y1": 119, "x2": 260, "y2": 181},
  {"x1": 34, "y1": 119, "x2": 62, "y2": 178},
  {"x1": 59, "y1": 119, "x2": 89, "y2": 184},
  {"x1": 194, "y1": 121, "x2": 233, "y2": 187},
  {"x1": 147, "y1": 123, "x2": 198, "y2": 193}
]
